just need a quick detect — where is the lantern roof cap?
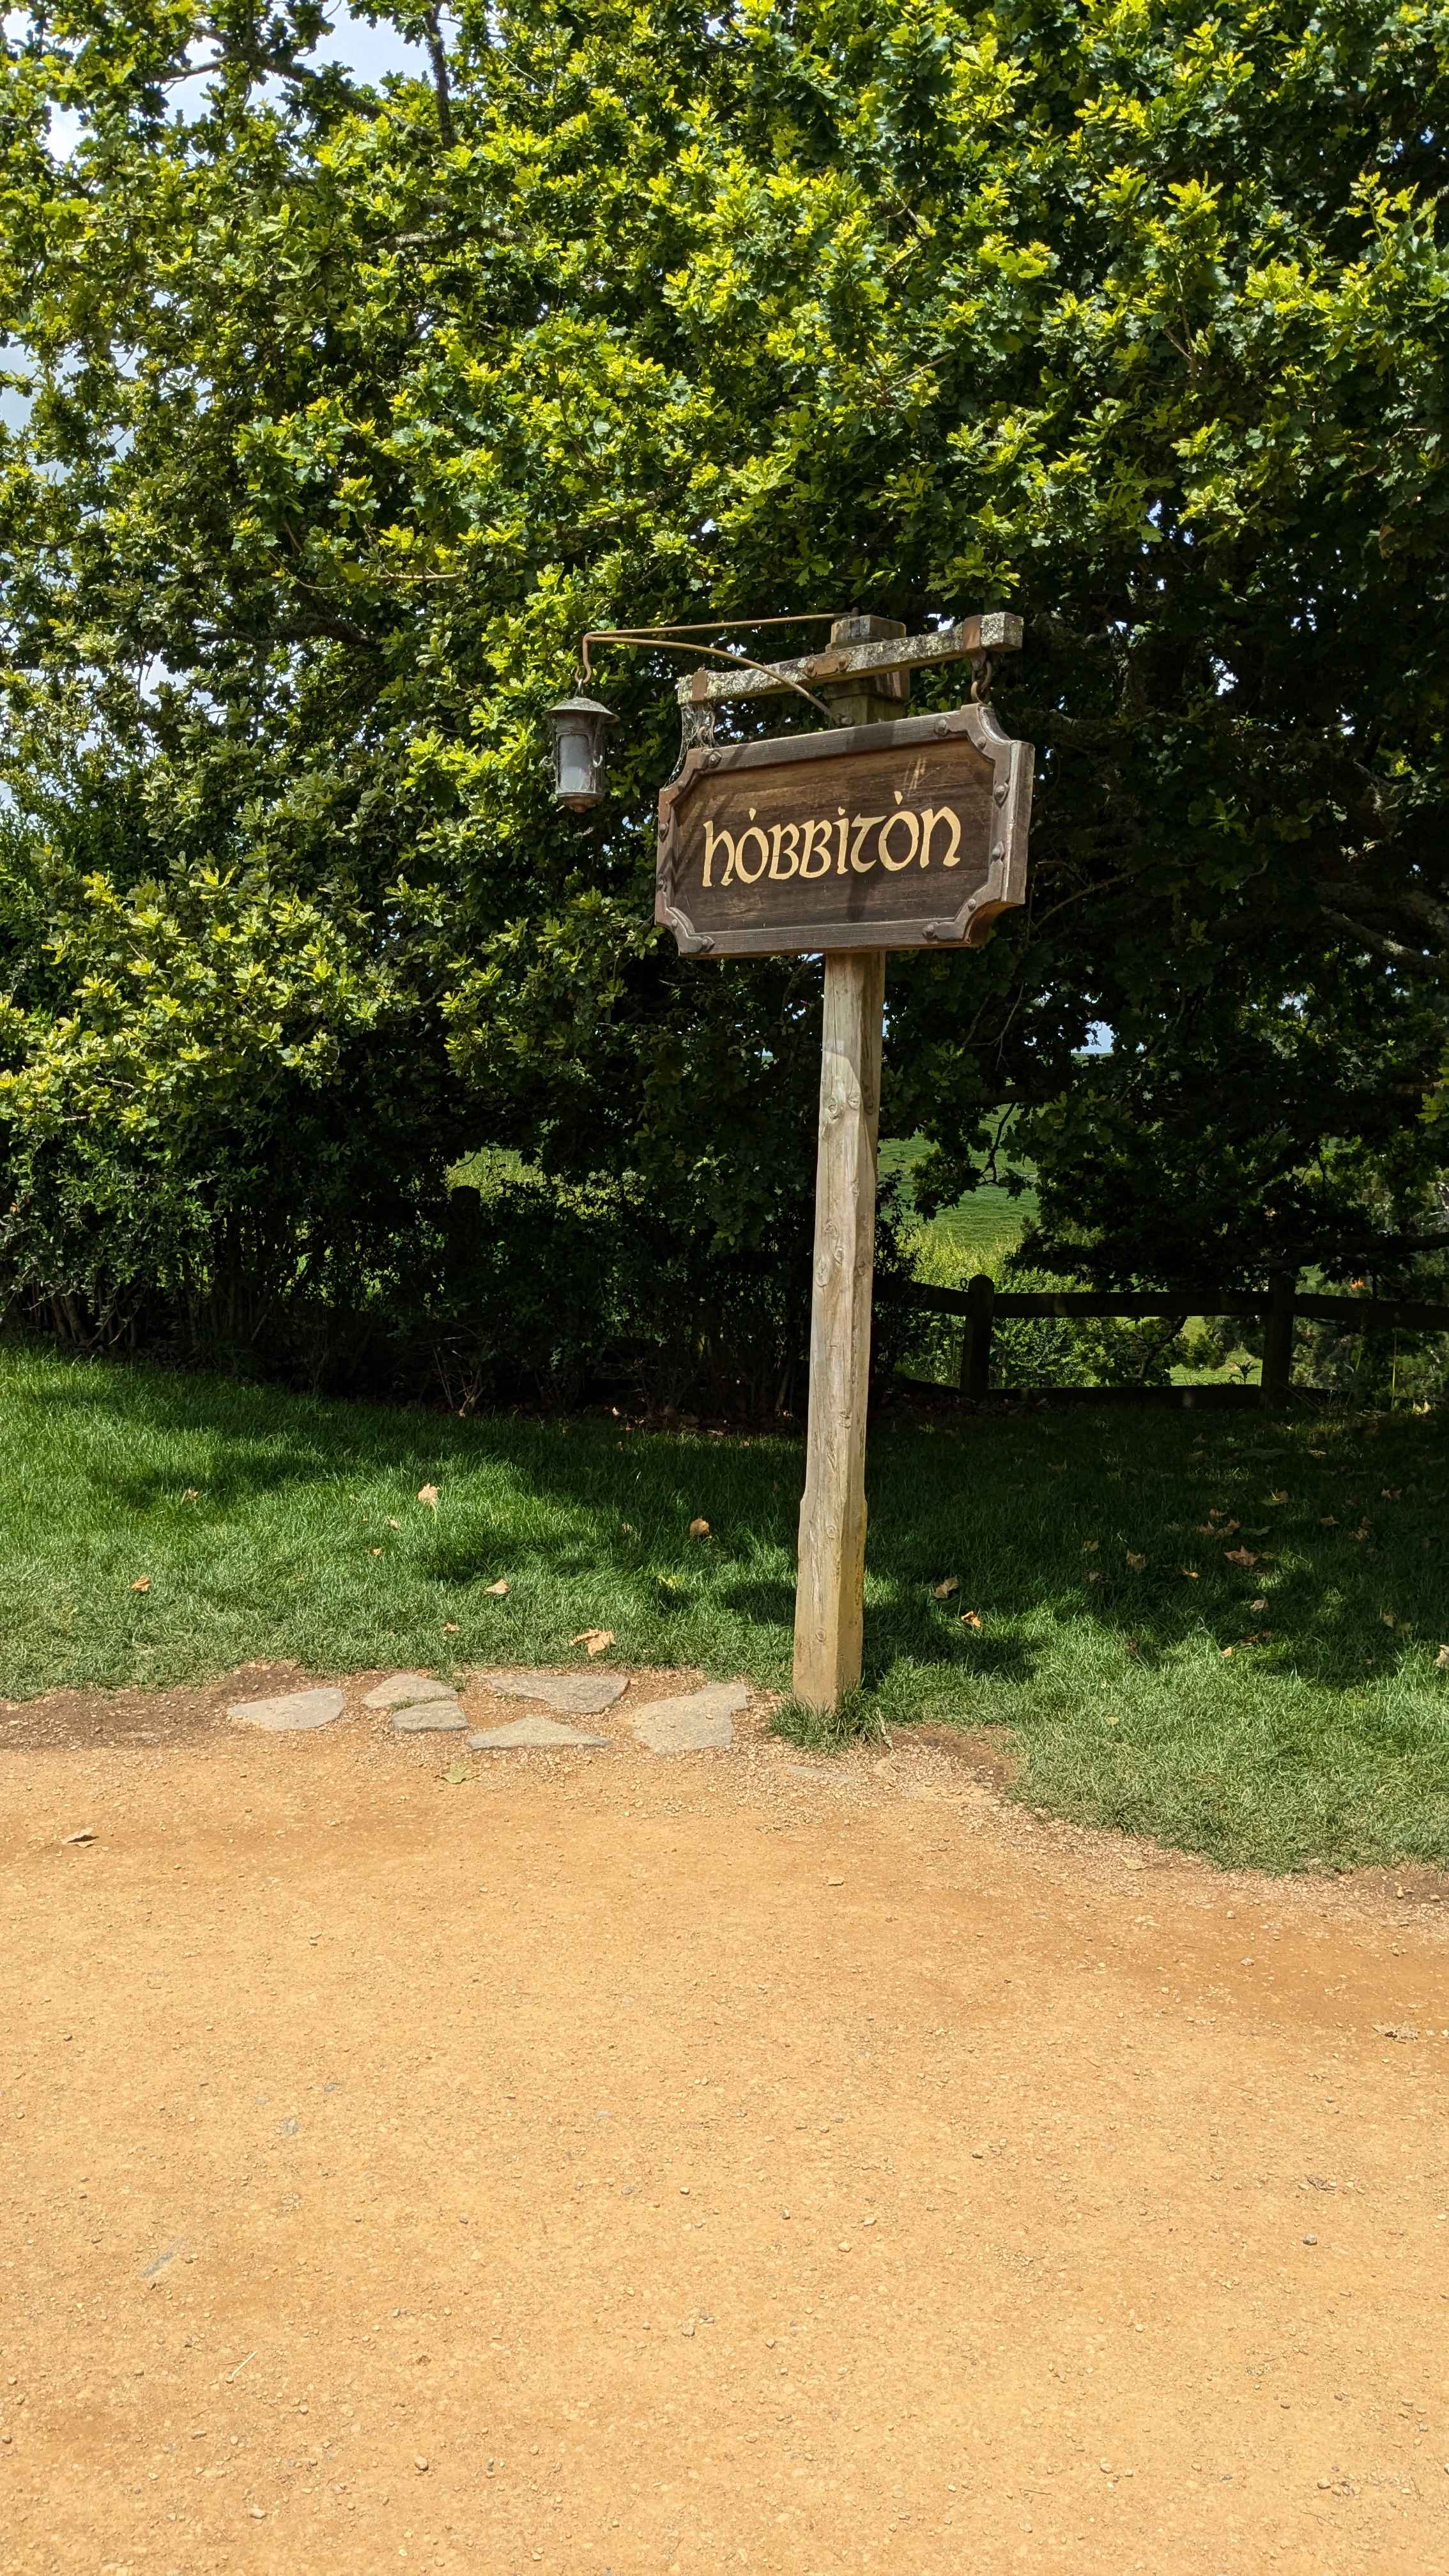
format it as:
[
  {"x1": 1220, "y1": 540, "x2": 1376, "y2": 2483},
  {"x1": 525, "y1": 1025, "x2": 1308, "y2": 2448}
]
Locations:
[{"x1": 547, "y1": 690, "x2": 615, "y2": 719}]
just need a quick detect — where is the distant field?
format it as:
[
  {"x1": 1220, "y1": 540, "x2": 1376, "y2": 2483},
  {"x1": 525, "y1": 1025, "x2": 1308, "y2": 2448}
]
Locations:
[{"x1": 878, "y1": 1133, "x2": 1036, "y2": 1276}]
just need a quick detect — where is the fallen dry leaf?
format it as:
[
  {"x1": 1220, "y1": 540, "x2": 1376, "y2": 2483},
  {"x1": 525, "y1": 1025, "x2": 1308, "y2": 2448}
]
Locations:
[
  {"x1": 1126, "y1": 1551, "x2": 1146, "y2": 1572},
  {"x1": 932, "y1": 1577, "x2": 959, "y2": 1600},
  {"x1": 1319, "y1": 1515, "x2": 1338, "y2": 1528},
  {"x1": 1437, "y1": 1644, "x2": 1449, "y2": 1671},
  {"x1": 417, "y1": 1483, "x2": 440, "y2": 1510},
  {"x1": 1270, "y1": 1489, "x2": 1289, "y2": 1504},
  {"x1": 386, "y1": 1517, "x2": 401, "y2": 1530},
  {"x1": 572, "y1": 1628, "x2": 615, "y2": 1657},
  {"x1": 1087, "y1": 1570, "x2": 1103, "y2": 1584},
  {"x1": 1220, "y1": 1644, "x2": 1234, "y2": 1658},
  {"x1": 960, "y1": 1609, "x2": 983, "y2": 1631},
  {"x1": 1081, "y1": 1539, "x2": 1099, "y2": 1555},
  {"x1": 63, "y1": 1829, "x2": 96, "y2": 1845},
  {"x1": 1250, "y1": 1595, "x2": 1268, "y2": 1611},
  {"x1": 1382, "y1": 1610, "x2": 1397, "y2": 1629},
  {"x1": 1179, "y1": 1567, "x2": 1200, "y2": 1581},
  {"x1": 181, "y1": 1487, "x2": 199, "y2": 1504},
  {"x1": 1198, "y1": 1517, "x2": 1240, "y2": 1537},
  {"x1": 443, "y1": 1763, "x2": 468, "y2": 1787},
  {"x1": 1224, "y1": 1547, "x2": 1259, "y2": 1568},
  {"x1": 129, "y1": 1575, "x2": 151, "y2": 1593},
  {"x1": 688, "y1": 1517, "x2": 711, "y2": 1540},
  {"x1": 1381, "y1": 1487, "x2": 1402, "y2": 1501},
  {"x1": 483, "y1": 1577, "x2": 509, "y2": 1597},
  {"x1": 369, "y1": 1547, "x2": 383, "y2": 1556},
  {"x1": 442, "y1": 1621, "x2": 459, "y2": 1634}
]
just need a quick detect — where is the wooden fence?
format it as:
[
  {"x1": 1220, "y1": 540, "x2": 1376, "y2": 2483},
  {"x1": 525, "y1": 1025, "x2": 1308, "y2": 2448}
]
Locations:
[{"x1": 891, "y1": 1269, "x2": 1449, "y2": 1407}]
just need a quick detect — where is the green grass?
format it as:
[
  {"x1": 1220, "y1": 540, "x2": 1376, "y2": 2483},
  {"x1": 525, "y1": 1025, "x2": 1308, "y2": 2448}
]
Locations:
[{"x1": 4, "y1": 1340, "x2": 1449, "y2": 1873}]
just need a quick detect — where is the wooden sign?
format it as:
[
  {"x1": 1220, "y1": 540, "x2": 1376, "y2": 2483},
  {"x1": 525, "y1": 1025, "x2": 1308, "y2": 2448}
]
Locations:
[{"x1": 655, "y1": 702, "x2": 1032, "y2": 958}]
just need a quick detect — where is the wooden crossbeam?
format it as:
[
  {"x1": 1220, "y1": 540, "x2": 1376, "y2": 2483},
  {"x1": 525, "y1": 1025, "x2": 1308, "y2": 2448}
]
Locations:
[{"x1": 675, "y1": 613, "x2": 1023, "y2": 707}]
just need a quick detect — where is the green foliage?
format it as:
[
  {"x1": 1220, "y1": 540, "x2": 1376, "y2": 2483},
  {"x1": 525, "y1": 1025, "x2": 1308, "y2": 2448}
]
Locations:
[{"x1": 0, "y1": 0, "x2": 1446, "y2": 1379}]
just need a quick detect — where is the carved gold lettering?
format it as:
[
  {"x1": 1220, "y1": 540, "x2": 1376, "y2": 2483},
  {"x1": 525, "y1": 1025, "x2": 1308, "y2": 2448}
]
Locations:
[
  {"x1": 733, "y1": 823, "x2": 770, "y2": 884},
  {"x1": 919, "y1": 807, "x2": 962, "y2": 869},
  {"x1": 878, "y1": 808, "x2": 919, "y2": 870},
  {"x1": 702, "y1": 819, "x2": 734, "y2": 888},
  {"x1": 835, "y1": 812, "x2": 849, "y2": 874},
  {"x1": 799, "y1": 818, "x2": 832, "y2": 878},
  {"x1": 850, "y1": 815, "x2": 885, "y2": 871},
  {"x1": 769, "y1": 822, "x2": 801, "y2": 880}
]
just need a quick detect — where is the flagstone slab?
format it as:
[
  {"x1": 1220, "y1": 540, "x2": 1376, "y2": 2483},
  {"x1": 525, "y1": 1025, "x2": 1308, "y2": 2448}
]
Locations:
[
  {"x1": 479, "y1": 1669, "x2": 629, "y2": 1717},
  {"x1": 391, "y1": 1699, "x2": 467, "y2": 1733},
  {"x1": 466, "y1": 1715, "x2": 613, "y2": 1751},
  {"x1": 364, "y1": 1671, "x2": 454, "y2": 1710},
  {"x1": 229, "y1": 1687, "x2": 346, "y2": 1733},
  {"x1": 631, "y1": 1681, "x2": 748, "y2": 1754}
]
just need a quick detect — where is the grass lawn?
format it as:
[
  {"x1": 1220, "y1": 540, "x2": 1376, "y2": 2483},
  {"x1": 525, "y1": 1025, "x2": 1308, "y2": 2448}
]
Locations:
[{"x1": 5, "y1": 1340, "x2": 1449, "y2": 1873}]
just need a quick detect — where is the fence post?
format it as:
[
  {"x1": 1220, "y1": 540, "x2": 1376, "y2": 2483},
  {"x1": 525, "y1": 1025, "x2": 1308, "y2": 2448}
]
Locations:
[
  {"x1": 960, "y1": 1273, "x2": 996, "y2": 1401},
  {"x1": 1261, "y1": 1268, "x2": 1296, "y2": 1407}
]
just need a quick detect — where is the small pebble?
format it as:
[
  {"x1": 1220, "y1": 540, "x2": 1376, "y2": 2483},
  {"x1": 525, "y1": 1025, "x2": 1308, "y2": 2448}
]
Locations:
[
  {"x1": 1303, "y1": 2234, "x2": 1318, "y2": 2246},
  {"x1": 415, "y1": 2455, "x2": 429, "y2": 2473}
]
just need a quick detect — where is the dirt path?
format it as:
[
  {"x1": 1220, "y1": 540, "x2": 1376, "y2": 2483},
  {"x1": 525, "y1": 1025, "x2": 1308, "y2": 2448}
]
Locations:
[{"x1": 3, "y1": 1671, "x2": 1448, "y2": 2575}]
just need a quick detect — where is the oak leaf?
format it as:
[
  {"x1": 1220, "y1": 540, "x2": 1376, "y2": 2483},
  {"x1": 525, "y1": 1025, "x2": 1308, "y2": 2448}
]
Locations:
[
  {"x1": 960, "y1": 1609, "x2": 983, "y2": 1631},
  {"x1": 130, "y1": 1575, "x2": 151, "y2": 1593},
  {"x1": 1224, "y1": 1547, "x2": 1259, "y2": 1568},
  {"x1": 1126, "y1": 1551, "x2": 1146, "y2": 1572},
  {"x1": 483, "y1": 1577, "x2": 509, "y2": 1597},
  {"x1": 572, "y1": 1628, "x2": 615, "y2": 1657},
  {"x1": 932, "y1": 1577, "x2": 958, "y2": 1599},
  {"x1": 418, "y1": 1483, "x2": 440, "y2": 1509}
]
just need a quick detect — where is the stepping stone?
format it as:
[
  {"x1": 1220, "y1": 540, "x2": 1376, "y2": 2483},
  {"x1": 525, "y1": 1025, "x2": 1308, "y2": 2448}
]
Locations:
[
  {"x1": 632, "y1": 1680, "x2": 748, "y2": 1754},
  {"x1": 365, "y1": 1671, "x2": 454, "y2": 1710},
  {"x1": 391, "y1": 1699, "x2": 467, "y2": 1733},
  {"x1": 480, "y1": 1669, "x2": 629, "y2": 1717},
  {"x1": 229, "y1": 1687, "x2": 346, "y2": 1733},
  {"x1": 466, "y1": 1716, "x2": 612, "y2": 1751}
]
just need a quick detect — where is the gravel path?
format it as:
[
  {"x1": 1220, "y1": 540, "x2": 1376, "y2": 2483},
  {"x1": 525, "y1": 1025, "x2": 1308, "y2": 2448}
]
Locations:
[{"x1": 3, "y1": 1667, "x2": 1446, "y2": 2574}]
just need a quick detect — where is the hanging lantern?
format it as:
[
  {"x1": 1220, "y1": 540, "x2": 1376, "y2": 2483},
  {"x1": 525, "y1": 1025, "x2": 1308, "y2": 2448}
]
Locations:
[{"x1": 546, "y1": 691, "x2": 615, "y2": 812}]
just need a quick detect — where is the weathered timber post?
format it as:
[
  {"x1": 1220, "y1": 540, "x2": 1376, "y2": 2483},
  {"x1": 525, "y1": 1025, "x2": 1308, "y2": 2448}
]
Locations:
[
  {"x1": 791, "y1": 616, "x2": 904, "y2": 1710},
  {"x1": 1261, "y1": 1268, "x2": 1296, "y2": 1407},
  {"x1": 793, "y1": 951, "x2": 886, "y2": 1707},
  {"x1": 960, "y1": 1271, "x2": 996, "y2": 1400}
]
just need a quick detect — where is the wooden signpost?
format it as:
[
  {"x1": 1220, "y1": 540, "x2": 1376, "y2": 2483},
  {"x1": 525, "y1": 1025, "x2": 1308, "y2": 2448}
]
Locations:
[{"x1": 652, "y1": 612, "x2": 1034, "y2": 1712}]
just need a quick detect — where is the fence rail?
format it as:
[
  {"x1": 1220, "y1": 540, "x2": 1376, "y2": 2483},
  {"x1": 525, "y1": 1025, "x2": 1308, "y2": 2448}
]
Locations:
[{"x1": 891, "y1": 1270, "x2": 1449, "y2": 1406}]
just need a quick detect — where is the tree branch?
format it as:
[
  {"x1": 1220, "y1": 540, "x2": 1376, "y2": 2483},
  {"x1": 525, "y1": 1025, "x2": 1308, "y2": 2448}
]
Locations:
[
  {"x1": 422, "y1": 8, "x2": 456, "y2": 148},
  {"x1": 1321, "y1": 909, "x2": 1449, "y2": 983}
]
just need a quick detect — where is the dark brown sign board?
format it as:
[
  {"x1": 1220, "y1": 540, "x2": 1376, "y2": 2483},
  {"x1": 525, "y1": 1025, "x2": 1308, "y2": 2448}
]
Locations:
[{"x1": 655, "y1": 702, "x2": 1033, "y2": 958}]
